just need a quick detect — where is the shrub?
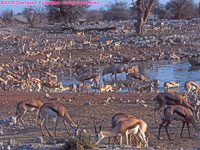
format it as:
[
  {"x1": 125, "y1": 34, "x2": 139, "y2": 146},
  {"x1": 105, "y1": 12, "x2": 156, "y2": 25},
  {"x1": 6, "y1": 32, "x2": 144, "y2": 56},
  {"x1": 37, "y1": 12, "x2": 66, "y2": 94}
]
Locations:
[{"x1": 60, "y1": 134, "x2": 96, "y2": 150}]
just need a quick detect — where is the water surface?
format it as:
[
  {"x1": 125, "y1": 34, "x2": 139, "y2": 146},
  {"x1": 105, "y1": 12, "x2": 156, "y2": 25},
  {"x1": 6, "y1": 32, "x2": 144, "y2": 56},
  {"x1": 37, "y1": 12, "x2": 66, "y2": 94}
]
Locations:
[
  {"x1": 61, "y1": 60, "x2": 200, "y2": 93},
  {"x1": 145, "y1": 60, "x2": 200, "y2": 92}
]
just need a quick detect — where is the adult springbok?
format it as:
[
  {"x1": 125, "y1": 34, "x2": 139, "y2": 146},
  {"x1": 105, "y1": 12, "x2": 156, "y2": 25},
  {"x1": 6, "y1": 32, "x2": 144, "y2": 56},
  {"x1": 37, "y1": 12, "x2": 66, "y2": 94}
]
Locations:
[
  {"x1": 73, "y1": 72, "x2": 100, "y2": 92},
  {"x1": 185, "y1": 80, "x2": 200, "y2": 100},
  {"x1": 154, "y1": 92, "x2": 195, "y2": 123},
  {"x1": 126, "y1": 73, "x2": 148, "y2": 83},
  {"x1": 94, "y1": 117, "x2": 148, "y2": 147},
  {"x1": 158, "y1": 105, "x2": 200, "y2": 140},
  {"x1": 16, "y1": 99, "x2": 43, "y2": 126},
  {"x1": 109, "y1": 113, "x2": 142, "y2": 147},
  {"x1": 38, "y1": 102, "x2": 79, "y2": 137},
  {"x1": 164, "y1": 81, "x2": 179, "y2": 92}
]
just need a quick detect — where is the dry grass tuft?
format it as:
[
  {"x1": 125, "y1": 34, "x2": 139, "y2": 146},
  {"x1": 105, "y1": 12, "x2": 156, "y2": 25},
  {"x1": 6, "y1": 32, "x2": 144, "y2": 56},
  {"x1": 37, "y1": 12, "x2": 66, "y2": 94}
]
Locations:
[{"x1": 60, "y1": 133, "x2": 96, "y2": 150}]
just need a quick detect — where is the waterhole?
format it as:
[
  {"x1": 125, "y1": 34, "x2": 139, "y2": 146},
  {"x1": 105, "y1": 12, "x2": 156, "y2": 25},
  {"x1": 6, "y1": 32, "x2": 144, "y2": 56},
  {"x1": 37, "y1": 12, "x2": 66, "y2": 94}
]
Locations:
[{"x1": 60, "y1": 60, "x2": 200, "y2": 93}]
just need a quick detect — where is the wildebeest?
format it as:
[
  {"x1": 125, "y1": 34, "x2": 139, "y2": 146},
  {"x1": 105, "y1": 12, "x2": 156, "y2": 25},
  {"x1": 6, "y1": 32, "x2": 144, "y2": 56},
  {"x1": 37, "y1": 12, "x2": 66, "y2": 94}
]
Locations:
[{"x1": 102, "y1": 64, "x2": 138, "y2": 80}]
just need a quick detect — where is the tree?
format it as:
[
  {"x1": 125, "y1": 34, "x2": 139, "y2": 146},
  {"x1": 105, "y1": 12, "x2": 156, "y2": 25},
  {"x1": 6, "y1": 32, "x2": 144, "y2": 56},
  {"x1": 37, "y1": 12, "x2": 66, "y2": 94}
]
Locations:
[
  {"x1": 1, "y1": 10, "x2": 13, "y2": 24},
  {"x1": 151, "y1": 2, "x2": 166, "y2": 19},
  {"x1": 23, "y1": 6, "x2": 46, "y2": 27},
  {"x1": 199, "y1": 2, "x2": 200, "y2": 17},
  {"x1": 132, "y1": 0, "x2": 157, "y2": 36},
  {"x1": 46, "y1": 0, "x2": 89, "y2": 23},
  {"x1": 190, "y1": 3, "x2": 200, "y2": 18},
  {"x1": 86, "y1": 10, "x2": 102, "y2": 22},
  {"x1": 166, "y1": 0, "x2": 195, "y2": 19},
  {"x1": 23, "y1": 7, "x2": 34, "y2": 24},
  {"x1": 102, "y1": 1, "x2": 130, "y2": 21}
]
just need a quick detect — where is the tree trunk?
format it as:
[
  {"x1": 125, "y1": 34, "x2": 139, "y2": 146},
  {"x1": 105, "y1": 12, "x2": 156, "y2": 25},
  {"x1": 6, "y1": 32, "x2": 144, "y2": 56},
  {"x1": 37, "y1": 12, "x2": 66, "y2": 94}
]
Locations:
[
  {"x1": 136, "y1": 18, "x2": 144, "y2": 36},
  {"x1": 59, "y1": 5, "x2": 68, "y2": 23},
  {"x1": 31, "y1": 13, "x2": 36, "y2": 28},
  {"x1": 135, "y1": 0, "x2": 156, "y2": 36}
]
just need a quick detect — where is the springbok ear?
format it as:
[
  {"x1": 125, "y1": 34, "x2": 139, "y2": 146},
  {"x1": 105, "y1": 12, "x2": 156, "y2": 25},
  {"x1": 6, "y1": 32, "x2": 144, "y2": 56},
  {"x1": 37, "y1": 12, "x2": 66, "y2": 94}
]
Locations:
[{"x1": 77, "y1": 121, "x2": 80, "y2": 128}]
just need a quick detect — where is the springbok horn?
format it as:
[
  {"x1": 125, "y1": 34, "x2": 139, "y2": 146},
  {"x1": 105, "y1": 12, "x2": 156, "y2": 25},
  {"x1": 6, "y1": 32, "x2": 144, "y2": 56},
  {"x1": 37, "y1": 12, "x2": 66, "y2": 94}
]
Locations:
[{"x1": 94, "y1": 123, "x2": 97, "y2": 134}]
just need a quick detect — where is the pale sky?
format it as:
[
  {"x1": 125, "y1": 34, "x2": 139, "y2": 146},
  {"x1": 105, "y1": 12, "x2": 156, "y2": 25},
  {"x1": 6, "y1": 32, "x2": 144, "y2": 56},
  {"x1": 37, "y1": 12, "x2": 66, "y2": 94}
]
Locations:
[{"x1": 0, "y1": 0, "x2": 199, "y2": 14}]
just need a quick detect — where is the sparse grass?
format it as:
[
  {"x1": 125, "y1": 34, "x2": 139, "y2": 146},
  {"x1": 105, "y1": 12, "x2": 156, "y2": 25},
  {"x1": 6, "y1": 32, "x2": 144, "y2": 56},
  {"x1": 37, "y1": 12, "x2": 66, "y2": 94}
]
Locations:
[
  {"x1": 129, "y1": 31, "x2": 172, "y2": 38},
  {"x1": 143, "y1": 32, "x2": 172, "y2": 37},
  {"x1": 60, "y1": 134, "x2": 96, "y2": 150}
]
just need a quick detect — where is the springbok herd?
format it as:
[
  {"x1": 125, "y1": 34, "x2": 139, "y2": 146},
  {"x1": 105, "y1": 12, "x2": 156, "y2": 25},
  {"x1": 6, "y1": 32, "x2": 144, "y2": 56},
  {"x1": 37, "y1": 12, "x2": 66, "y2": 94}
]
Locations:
[
  {"x1": 0, "y1": 21, "x2": 200, "y2": 148},
  {"x1": 0, "y1": 33, "x2": 200, "y2": 147},
  {"x1": 12, "y1": 63, "x2": 200, "y2": 148}
]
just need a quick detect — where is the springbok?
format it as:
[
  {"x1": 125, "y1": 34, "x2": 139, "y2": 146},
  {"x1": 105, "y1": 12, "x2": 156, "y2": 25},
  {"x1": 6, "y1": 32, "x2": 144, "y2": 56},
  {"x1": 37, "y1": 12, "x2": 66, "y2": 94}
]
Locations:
[
  {"x1": 164, "y1": 81, "x2": 179, "y2": 92},
  {"x1": 168, "y1": 53, "x2": 180, "y2": 61},
  {"x1": 38, "y1": 102, "x2": 79, "y2": 137},
  {"x1": 99, "y1": 84, "x2": 116, "y2": 93},
  {"x1": 28, "y1": 77, "x2": 42, "y2": 92},
  {"x1": 10, "y1": 80, "x2": 27, "y2": 92},
  {"x1": 154, "y1": 92, "x2": 195, "y2": 123},
  {"x1": 109, "y1": 113, "x2": 141, "y2": 147},
  {"x1": 73, "y1": 72, "x2": 100, "y2": 92},
  {"x1": 158, "y1": 105, "x2": 200, "y2": 140},
  {"x1": 126, "y1": 72, "x2": 148, "y2": 83},
  {"x1": 94, "y1": 117, "x2": 148, "y2": 147},
  {"x1": 42, "y1": 72, "x2": 57, "y2": 81},
  {"x1": 41, "y1": 80, "x2": 63, "y2": 92},
  {"x1": 16, "y1": 99, "x2": 43, "y2": 126},
  {"x1": 0, "y1": 77, "x2": 8, "y2": 90},
  {"x1": 185, "y1": 80, "x2": 200, "y2": 100}
]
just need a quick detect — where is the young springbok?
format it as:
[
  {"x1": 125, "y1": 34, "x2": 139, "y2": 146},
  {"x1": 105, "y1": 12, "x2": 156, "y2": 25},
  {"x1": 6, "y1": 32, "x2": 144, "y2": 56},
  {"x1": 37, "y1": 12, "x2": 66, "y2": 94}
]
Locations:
[
  {"x1": 94, "y1": 117, "x2": 148, "y2": 147},
  {"x1": 16, "y1": 99, "x2": 43, "y2": 126},
  {"x1": 158, "y1": 105, "x2": 200, "y2": 140},
  {"x1": 154, "y1": 92, "x2": 195, "y2": 123},
  {"x1": 38, "y1": 102, "x2": 79, "y2": 137}
]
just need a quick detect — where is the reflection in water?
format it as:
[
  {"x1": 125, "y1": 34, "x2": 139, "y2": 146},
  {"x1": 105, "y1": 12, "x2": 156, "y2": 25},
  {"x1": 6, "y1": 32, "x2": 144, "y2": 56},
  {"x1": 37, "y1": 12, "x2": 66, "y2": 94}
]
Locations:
[
  {"x1": 61, "y1": 60, "x2": 200, "y2": 93},
  {"x1": 145, "y1": 60, "x2": 200, "y2": 92},
  {"x1": 188, "y1": 66, "x2": 200, "y2": 72}
]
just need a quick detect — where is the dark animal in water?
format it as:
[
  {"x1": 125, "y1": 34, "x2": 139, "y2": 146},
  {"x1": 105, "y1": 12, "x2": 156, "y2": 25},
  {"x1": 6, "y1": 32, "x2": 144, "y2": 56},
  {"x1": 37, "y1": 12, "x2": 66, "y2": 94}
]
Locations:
[{"x1": 102, "y1": 64, "x2": 129, "y2": 80}]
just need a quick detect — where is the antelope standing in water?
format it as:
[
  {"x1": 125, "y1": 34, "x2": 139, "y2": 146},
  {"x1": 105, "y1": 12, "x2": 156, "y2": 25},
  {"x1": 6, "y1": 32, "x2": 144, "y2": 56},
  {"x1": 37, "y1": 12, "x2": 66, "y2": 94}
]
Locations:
[
  {"x1": 73, "y1": 72, "x2": 100, "y2": 93},
  {"x1": 164, "y1": 81, "x2": 179, "y2": 92},
  {"x1": 185, "y1": 80, "x2": 200, "y2": 100},
  {"x1": 102, "y1": 64, "x2": 130, "y2": 80}
]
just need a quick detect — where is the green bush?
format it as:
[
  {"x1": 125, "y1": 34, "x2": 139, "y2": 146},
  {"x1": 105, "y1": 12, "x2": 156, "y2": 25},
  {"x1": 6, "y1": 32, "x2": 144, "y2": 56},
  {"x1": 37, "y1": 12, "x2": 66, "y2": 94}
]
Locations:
[{"x1": 60, "y1": 134, "x2": 96, "y2": 150}]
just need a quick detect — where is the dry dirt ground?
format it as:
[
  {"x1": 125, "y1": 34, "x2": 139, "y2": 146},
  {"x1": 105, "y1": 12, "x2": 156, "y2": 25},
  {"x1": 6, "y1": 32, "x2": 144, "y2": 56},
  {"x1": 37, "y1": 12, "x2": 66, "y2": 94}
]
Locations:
[{"x1": 0, "y1": 91, "x2": 200, "y2": 149}]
